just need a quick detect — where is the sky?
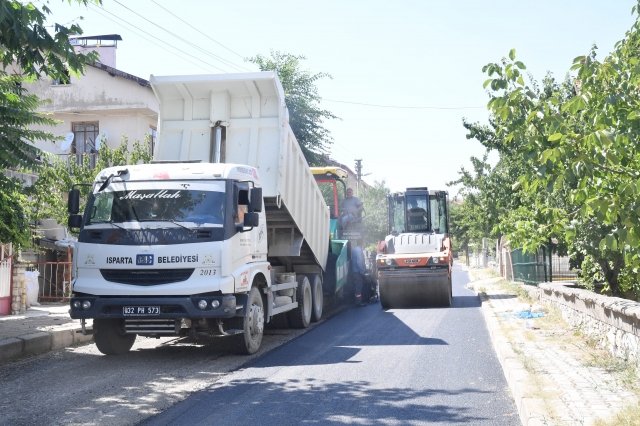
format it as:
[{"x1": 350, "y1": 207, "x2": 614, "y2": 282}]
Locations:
[{"x1": 42, "y1": 0, "x2": 637, "y2": 194}]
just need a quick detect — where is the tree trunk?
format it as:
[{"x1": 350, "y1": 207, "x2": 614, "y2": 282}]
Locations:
[
  {"x1": 598, "y1": 257, "x2": 624, "y2": 296},
  {"x1": 465, "y1": 241, "x2": 469, "y2": 267}
]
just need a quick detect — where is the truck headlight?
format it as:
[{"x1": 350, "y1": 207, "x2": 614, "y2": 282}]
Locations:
[
  {"x1": 198, "y1": 300, "x2": 208, "y2": 310},
  {"x1": 72, "y1": 301, "x2": 81, "y2": 310},
  {"x1": 81, "y1": 300, "x2": 92, "y2": 310},
  {"x1": 211, "y1": 300, "x2": 220, "y2": 309}
]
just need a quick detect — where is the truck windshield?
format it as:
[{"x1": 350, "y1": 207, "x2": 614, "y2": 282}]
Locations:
[
  {"x1": 406, "y1": 195, "x2": 429, "y2": 232},
  {"x1": 86, "y1": 182, "x2": 225, "y2": 227}
]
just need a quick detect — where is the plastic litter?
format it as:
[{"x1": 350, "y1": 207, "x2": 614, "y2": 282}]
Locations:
[
  {"x1": 501, "y1": 311, "x2": 545, "y2": 319},
  {"x1": 25, "y1": 270, "x2": 40, "y2": 307}
]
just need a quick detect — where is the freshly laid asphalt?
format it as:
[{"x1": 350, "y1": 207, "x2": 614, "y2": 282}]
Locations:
[{"x1": 143, "y1": 265, "x2": 519, "y2": 426}]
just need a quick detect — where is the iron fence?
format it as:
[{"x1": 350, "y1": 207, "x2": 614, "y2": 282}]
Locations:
[
  {"x1": 24, "y1": 261, "x2": 72, "y2": 302},
  {"x1": 511, "y1": 247, "x2": 578, "y2": 285},
  {"x1": 551, "y1": 253, "x2": 578, "y2": 281}
]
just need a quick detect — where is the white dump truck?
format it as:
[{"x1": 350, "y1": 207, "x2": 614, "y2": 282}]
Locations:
[{"x1": 67, "y1": 72, "x2": 331, "y2": 355}]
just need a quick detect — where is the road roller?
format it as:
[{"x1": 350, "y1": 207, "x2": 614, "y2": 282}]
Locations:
[{"x1": 376, "y1": 188, "x2": 452, "y2": 309}]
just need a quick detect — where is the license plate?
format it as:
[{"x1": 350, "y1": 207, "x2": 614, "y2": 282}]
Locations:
[{"x1": 123, "y1": 306, "x2": 160, "y2": 316}]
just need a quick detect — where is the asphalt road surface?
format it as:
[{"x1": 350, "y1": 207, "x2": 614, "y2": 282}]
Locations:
[{"x1": 143, "y1": 265, "x2": 518, "y2": 426}]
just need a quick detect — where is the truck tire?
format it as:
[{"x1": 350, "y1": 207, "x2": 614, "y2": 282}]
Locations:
[
  {"x1": 445, "y1": 275, "x2": 452, "y2": 307},
  {"x1": 288, "y1": 275, "x2": 312, "y2": 328},
  {"x1": 309, "y1": 274, "x2": 323, "y2": 322},
  {"x1": 93, "y1": 319, "x2": 136, "y2": 355},
  {"x1": 230, "y1": 286, "x2": 264, "y2": 355}
]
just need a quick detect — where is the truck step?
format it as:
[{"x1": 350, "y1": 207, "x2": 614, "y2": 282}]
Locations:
[{"x1": 124, "y1": 319, "x2": 178, "y2": 334}]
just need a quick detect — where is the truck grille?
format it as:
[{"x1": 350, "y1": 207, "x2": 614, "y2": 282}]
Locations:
[{"x1": 99, "y1": 269, "x2": 195, "y2": 285}]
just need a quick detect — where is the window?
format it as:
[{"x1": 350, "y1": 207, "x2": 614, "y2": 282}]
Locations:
[
  {"x1": 72, "y1": 122, "x2": 99, "y2": 167},
  {"x1": 392, "y1": 196, "x2": 406, "y2": 233},
  {"x1": 52, "y1": 68, "x2": 71, "y2": 85},
  {"x1": 406, "y1": 195, "x2": 428, "y2": 232},
  {"x1": 429, "y1": 195, "x2": 448, "y2": 234},
  {"x1": 11, "y1": 75, "x2": 22, "y2": 94},
  {"x1": 149, "y1": 126, "x2": 157, "y2": 156}
]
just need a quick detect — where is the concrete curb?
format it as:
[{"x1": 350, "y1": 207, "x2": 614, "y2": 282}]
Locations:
[
  {"x1": 0, "y1": 327, "x2": 93, "y2": 364},
  {"x1": 474, "y1": 290, "x2": 547, "y2": 426}
]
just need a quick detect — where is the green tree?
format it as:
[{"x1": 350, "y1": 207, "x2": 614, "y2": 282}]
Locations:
[
  {"x1": 26, "y1": 135, "x2": 152, "y2": 228},
  {"x1": 362, "y1": 180, "x2": 390, "y2": 246},
  {"x1": 476, "y1": 5, "x2": 640, "y2": 295},
  {"x1": 0, "y1": 174, "x2": 30, "y2": 247},
  {"x1": 0, "y1": 0, "x2": 100, "y2": 170},
  {"x1": 248, "y1": 51, "x2": 338, "y2": 165}
]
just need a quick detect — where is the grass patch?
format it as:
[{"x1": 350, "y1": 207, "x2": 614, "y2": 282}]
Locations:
[
  {"x1": 593, "y1": 404, "x2": 640, "y2": 426},
  {"x1": 535, "y1": 305, "x2": 565, "y2": 331},
  {"x1": 468, "y1": 268, "x2": 500, "y2": 281},
  {"x1": 495, "y1": 280, "x2": 535, "y2": 303}
]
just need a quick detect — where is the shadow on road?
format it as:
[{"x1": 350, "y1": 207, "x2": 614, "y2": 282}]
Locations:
[{"x1": 142, "y1": 377, "x2": 496, "y2": 425}]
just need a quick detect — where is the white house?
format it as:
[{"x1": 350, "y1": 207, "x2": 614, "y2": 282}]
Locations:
[{"x1": 21, "y1": 34, "x2": 159, "y2": 163}]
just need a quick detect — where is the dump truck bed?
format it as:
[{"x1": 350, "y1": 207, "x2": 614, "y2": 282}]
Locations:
[{"x1": 150, "y1": 72, "x2": 329, "y2": 271}]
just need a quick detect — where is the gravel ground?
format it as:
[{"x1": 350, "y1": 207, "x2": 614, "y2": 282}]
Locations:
[{"x1": 0, "y1": 304, "x2": 346, "y2": 426}]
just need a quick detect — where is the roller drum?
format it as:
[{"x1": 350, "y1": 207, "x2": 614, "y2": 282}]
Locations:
[{"x1": 379, "y1": 268, "x2": 451, "y2": 308}]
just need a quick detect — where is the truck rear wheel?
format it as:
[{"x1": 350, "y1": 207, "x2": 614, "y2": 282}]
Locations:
[
  {"x1": 288, "y1": 275, "x2": 312, "y2": 328},
  {"x1": 93, "y1": 319, "x2": 136, "y2": 355},
  {"x1": 230, "y1": 287, "x2": 264, "y2": 355},
  {"x1": 309, "y1": 274, "x2": 323, "y2": 322}
]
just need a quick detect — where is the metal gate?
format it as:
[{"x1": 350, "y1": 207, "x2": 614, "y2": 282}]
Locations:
[
  {"x1": 24, "y1": 261, "x2": 72, "y2": 302},
  {"x1": 511, "y1": 247, "x2": 548, "y2": 285},
  {"x1": 0, "y1": 243, "x2": 13, "y2": 315}
]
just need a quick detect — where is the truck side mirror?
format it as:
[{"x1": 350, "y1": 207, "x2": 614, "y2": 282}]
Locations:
[
  {"x1": 249, "y1": 187, "x2": 262, "y2": 212},
  {"x1": 68, "y1": 189, "x2": 80, "y2": 214},
  {"x1": 244, "y1": 212, "x2": 259, "y2": 227},
  {"x1": 68, "y1": 214, "x2": 83, "y2": 230}
]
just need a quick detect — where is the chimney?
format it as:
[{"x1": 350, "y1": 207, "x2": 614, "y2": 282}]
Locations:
[{"x1": 70, "y1": 34, "x2": 122, "y2": 69}]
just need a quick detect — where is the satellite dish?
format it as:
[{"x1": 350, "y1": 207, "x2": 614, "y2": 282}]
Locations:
[
  {"x1": 94, "y1": 138, "x2": 101, "y2": 151},
  {"x1": 61, "y1": 133, "x2": 74, "y2": 151}
]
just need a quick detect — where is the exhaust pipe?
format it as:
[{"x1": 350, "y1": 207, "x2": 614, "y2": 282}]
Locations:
[{"x1": 211, "y1": 121, "x2": 228, "y2": 163}]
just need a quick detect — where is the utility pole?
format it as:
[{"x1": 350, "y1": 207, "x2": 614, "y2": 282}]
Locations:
[{"x1": 354, "y1": 159, "x2": 362, "y2": 195}]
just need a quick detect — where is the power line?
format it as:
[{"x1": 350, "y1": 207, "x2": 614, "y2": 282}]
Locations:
[
  {"x1": 88, "y1": 4, "x2": 225, "y2": 73},
  {"x1": 323, "y1": 99, "x2": 485, "y2": 110},
  {"x1": 149, "y1": 0, "x2": 248, "y2": 62},
  {"x1": 111, "y1": 0, "x2": 251, "y2": 72},
  {"x1": 88, "y1": 5, "x2": 218, "y2": 73}
]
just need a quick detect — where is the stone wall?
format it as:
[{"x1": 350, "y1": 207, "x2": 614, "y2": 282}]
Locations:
[
  {"x1": 11, "y1": 264, "x2": 26, "y2": 315},
  {"x1": 533, "y1": 283, "x2": 640, "y2": 366}
]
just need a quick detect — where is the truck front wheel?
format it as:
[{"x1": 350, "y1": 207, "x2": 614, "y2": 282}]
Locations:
[
  {"x1": 93, "y1": 319, "x2": 136, "y2": 355},
  {"x1": 230, "y1": 286, "x2": 264, "y2": 355}
]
